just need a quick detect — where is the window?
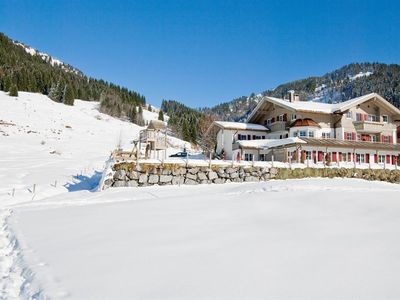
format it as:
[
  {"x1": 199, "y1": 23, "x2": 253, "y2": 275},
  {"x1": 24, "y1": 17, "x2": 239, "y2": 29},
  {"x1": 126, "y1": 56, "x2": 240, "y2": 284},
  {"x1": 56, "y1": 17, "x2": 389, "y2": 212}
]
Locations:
[
  {"x1": 342, "y1": 153, "x2": 347, "y2": 162},
  {"x1": 291, "y1": 114, "x2": 297, "y2": 120},
  {"x1": 308, "y1": 131, "x2": 315, "y2": 138},
  {"x1": 293, "y1": 131, "x2": 298, "y2": 137},
  {"x1": 356, "y1": 113, "x2": 363, "y2": 121},
  {"x1": 265, "y1": 119, "x2": 272, "y2": 126},
  {"x1": 244, "y1": 153, "x2": 253, "y2": 161},
  {"x1": 259, "y1": 154, "x2": 265, "y2": 161},
  {"x1": 262, "y1": 136, "x2": 265, "y2": 139},
  {"x1": 299, "y1": 130, "x2": 307, "y2": 137},
  {"x1": 306, "y1": 151, "x2": 312, "y2": 160},
  {"x1": 346, "y1": 111, "x2": 352, "y2": 119},
  {"x1": 247, "y1": 134, "x2": 251, "y2": 140},
  {"x1": 357, "y1": 134, "x2": 361, "y2": 141},
  {"x1": 371, "y1": 135, "x2": 377, "y2": 143},
  {"x1": 379, "y1": 155, "x2": 385, "y2": 163},
  {"x1": 384, "y1": 136, "x2": 390, "y2": 144},
  {"x1": 278, "y1": 115, "x2": 284, "y2": 122},
  {"x1": 368, "y1": 114, "x2": 378, "y2": 122},
  {"x1": 382, "y1": 115, "x2": 388, "y2": 123},
  {"x1": 346, "y1": 132, "x2": 352, "y2": 140},
  {"x1": 357, "y1": 154, "x2": 365, "y2": 163},
  {"x1": 322, "y1": 132, "x2": 331, "y2": 139}
]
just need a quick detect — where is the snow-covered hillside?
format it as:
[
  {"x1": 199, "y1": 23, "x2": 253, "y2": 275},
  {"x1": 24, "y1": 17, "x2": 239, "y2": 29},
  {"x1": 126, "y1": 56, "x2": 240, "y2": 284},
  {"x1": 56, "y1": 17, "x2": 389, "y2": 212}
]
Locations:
[{"x1": 0, "y1": 91, "x2": 187, "y2": 204}]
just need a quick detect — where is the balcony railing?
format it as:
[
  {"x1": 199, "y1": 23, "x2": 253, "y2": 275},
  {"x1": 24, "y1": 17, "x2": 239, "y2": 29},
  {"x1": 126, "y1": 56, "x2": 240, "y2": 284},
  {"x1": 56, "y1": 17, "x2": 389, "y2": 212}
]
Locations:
[{"x1": 353, "y1": 121, "x2": 384, "y2": 133}]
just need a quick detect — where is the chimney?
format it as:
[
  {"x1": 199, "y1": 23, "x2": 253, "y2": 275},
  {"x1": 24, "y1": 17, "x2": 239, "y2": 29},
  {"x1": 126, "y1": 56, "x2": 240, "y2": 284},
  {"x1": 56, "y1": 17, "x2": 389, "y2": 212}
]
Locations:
[{"x1": 287, "y1": 90, "x2": 299, "y2": 102}]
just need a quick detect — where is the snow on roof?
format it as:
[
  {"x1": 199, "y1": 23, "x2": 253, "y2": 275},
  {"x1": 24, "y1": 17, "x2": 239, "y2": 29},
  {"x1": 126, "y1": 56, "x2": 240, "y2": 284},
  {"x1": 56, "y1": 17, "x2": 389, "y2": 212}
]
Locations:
[
  {"x1": 213, "y1": 121, "x2": 268, "y2": 131},
  {"x1": 248, "y1": 93, "x2": 400, "y2": 122},
  {"x1": 237, "y1": 137, "x2": 306, "y2": 149}
]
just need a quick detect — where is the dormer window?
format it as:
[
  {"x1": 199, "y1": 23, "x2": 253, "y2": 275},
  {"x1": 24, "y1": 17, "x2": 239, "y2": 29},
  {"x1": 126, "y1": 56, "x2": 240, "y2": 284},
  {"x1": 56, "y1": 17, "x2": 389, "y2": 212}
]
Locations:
[
  {"x1": 382, "y1": 115, "x2": 388, "y2": 123},
  {"x1": 346, "y1": 111, "x2": 352, "y2": 119}
]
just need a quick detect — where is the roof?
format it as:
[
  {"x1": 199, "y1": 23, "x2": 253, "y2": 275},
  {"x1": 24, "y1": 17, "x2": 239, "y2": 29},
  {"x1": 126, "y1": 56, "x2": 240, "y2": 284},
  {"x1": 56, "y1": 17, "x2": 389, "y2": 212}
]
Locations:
[
  {"x1": 300, "y1": 138, "x2": 400, "y2": 151},
  {"x1": 147, "y1": 120, "x2": 166, "y2": 130},
  {"x1": 237, "y1": 137, "x2": 306, "y2": 150},
  {"x1": 247, "y1": 93, "x2": 400, "y2": 122},
  {"x1": 290, "y1": 118, "x2": 320, "y2": 128},
  {"x1": 213, "y1": 121, "x2": 268, "y2": 132}
]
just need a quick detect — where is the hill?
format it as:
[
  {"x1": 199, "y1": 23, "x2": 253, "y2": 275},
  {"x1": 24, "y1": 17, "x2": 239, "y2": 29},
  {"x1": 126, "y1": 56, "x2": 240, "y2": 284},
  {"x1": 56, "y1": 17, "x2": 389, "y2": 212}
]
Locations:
[{"x1": 0, "y1": 32, "x2": 146, "y2": 124}]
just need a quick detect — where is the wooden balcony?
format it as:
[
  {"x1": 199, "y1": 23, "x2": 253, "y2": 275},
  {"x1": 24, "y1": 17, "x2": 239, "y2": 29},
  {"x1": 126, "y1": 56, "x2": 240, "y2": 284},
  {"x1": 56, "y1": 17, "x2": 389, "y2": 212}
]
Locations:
[{"x1": 353, "y1": 121, "x2": 384, "y2": 133}]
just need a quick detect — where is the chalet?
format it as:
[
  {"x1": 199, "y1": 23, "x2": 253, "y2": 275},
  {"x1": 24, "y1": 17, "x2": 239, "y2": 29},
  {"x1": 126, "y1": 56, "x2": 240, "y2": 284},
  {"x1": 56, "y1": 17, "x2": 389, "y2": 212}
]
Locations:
[{"x1": 210, "y1": 92, "x2": 400, "y2": 166}]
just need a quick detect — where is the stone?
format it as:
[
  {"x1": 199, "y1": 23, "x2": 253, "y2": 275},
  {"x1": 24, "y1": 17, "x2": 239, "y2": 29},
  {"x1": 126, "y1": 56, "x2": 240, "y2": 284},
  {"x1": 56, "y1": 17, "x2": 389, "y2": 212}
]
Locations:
[
  {"x1": 232, "y1": 178, "x2": 243, "y2": 183},
  {"x1": 172, "y1": 177, "x2": 185, "y2": 185},
  {"x1": 148, "y1": 167, "x2": 158, "y2": 175},
  {"x1": 197, "y1": 172, "x2": 208, "y2": 180},
  {"x1": 127, "y1": 171, "x2": 139, "y2": 180},
  {"x1": 135, "y1": 164, "x2": 143, "y2": 172},
  {"x1": 139, "y1": 174, "x2": 148, "y2": 183},
  {"x1": 103, "y1": 178, "x2": 113, "y2": 188},
  {"x1": 245, "y1": 176, "x2": 259, "y2": 182},
  {"x1": 213, "y1": 178, "x2": 225, "y2": 184},
  {"x1": 200, "y1": 166, "x2": 209, "y2": 172},
  {"x1": 230, "y1": 172, "x2": 239, "y2": 179},
  {"x1": 161, "y1": 169, "x2": 172, "y2": 175},
  {"x1": 225, "y1": 179, "x2": 232, "y2": 183},
  {"x1": 186, "y1": 173, "x2": 197, "y2": 180},
  {"x1": 217, "y1": 168, "x2": 225, "y2": 175},
  {"x1": 226, "y1": 167, "x2": 236, "y2": 174},
  {"x1": 200, "y1": 180, "x2": 209, "y2": 184},
  {"x1": 127, "y1": 180, "x2": 139, "y2": 187},
  {"x1": 270, "y1": 167, "x2": 278, "y2": 175},
  {"x1": 208, "y1": 171, "x2": 218, "y2": 180},
  {"x1": 185, "y1": 178, "x2": 198, "y2": 185},
  {"x1": 159, "y1": 175, "x2": 173, "y2": 183},
  {"x1": 113, "y1": 169, "x2": 126, "y2": 180},
  {"x1": 188, "y1": 167, "x2": 199, "y2": 174},
  {"x1": 148, "y1": 175, "x2": 159, "y2": 184},
  {"x1": 112, "y1": 181, "x2": 127, "y2": 187},
  {"x1": 172, "y1": 168, "x2": 181, "y2": 176}
]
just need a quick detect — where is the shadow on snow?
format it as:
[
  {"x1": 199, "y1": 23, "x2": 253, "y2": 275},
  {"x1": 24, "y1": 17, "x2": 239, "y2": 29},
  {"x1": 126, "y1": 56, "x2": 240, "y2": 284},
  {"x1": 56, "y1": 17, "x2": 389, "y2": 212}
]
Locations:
[{"x1": 64, "y1": 171, "x2": 103, "y2": 192}]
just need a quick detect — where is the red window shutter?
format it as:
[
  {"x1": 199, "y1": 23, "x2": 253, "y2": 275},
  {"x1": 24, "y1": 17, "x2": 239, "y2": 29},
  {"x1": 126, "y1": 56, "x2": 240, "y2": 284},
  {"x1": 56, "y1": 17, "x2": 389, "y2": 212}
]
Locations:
[
  {"x1": 374, "y1": 154, "x2": 378, "y2": 163},
  {"x1": 364, "y1": 114, "x2": 368, "y2": 121},
  {"x1": 332, "y1": 152, "x2": 337, "y2": 162},
  {"x1": 386, "y1": 155, "x2": 390, "y2": 164},
  {"x1": 389, "y1": 136, "x2": 393, "y2": 144},
  {"x1": 339, "y1": 152, "x2": 343, "y2": 161},
  {"x1": 283, "y1": 113, "x2": 287, "y2": 121},
  {"x1": 318, "y1": 151, "x2": 323, "y2": 161},
  {"x1": 344, "y1": 132, "x2": 347, "y2": 140},
  {"x1": 381, "y1": 135, "x2": 385, "y2": 143},
  {"x1": 312, "y1": 151, "x2": 316, "y2": 160},
  {"x1": 366, "y1": 153, "x2": 370, "y2": 163},
  {"x1": 348, "y1": 152, "x2": 352, "y2": 161},
  {"x1": 352, "y1": 132, "x2": 356, "y2": 141},
  {"x1": 392, "y1": 155, "x2": 396, "y2": 165},
  {"x1": 272, "y1": 117, "x2": 275, "y2": 123},
  {"x1": 355, "y1": 154, "x2": 358, "y2": 162}
]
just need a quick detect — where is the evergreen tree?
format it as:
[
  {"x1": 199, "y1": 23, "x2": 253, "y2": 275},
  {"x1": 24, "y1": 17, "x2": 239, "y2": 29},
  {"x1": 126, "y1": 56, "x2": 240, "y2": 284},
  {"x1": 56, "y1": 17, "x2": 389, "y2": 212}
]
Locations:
[
  {"x1": 130, "y1": 106, "x2": 137, "y2": 123},
  {"x1": 147, "y1": 104, "x2": 152, "y2": 112},
  {"x1": 63, "y1": 85, "x2": 75, "y2": 105},
  {"x1": 9, "y1": 84, "x2": 18, "y2": 96},
  {"x1": 158, "y1": 110, "x2": 164, "y2": 121},
  {"x1": 137, "y1": 106, "x2": 144, "y2": 126}
]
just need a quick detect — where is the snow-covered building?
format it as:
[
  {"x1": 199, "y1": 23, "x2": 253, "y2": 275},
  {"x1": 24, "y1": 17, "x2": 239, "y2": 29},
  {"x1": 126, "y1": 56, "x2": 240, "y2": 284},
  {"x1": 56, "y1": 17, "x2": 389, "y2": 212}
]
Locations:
[{"x1": 210, "y1": 92, "x2": 400, "y2": 165}]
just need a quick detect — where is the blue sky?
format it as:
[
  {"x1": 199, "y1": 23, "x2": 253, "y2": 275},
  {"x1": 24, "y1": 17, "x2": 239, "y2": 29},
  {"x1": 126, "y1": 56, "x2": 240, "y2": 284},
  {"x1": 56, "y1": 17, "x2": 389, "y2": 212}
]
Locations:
[{"x1": 1, "y1": 0, "x2": 399, "y2": 107}]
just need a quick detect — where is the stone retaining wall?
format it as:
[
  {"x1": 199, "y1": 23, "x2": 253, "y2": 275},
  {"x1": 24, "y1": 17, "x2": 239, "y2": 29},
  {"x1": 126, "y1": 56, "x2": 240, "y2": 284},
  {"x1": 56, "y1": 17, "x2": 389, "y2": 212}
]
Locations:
[
  {"x1": 102, "y1": 162, "x2": 277, "y2": 189},
  {"x1": 101, "y1": 161, "x2": 400, "y2": 189}
]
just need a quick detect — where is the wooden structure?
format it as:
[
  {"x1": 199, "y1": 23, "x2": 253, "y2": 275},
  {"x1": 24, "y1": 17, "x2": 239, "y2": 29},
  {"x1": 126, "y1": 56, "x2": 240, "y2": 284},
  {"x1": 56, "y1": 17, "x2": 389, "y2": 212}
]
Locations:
[{"x1": 139, "y1": 120, "x2": 168, "y2": 159}]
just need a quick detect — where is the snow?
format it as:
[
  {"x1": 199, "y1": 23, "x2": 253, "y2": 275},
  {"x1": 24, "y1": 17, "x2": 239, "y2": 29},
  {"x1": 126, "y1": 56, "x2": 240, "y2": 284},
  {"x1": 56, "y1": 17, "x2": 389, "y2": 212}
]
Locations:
[
  {"x1": 238, "y1": 137, "x2": 306, "y2": 149},
  {"x1": 350, "y1": 71, "x2": 373, "y2": 81},
  {"x1": 5, "y1": 178, "x2": 400, "y2": 299},
  {"x1": 2, "y1": 91, "x2": 400, "y2": 299},
  {"x1": 214, "y1": 121, "x2": 268, "y2": 131},
  {"x1": 0, "y1": 91, "x2": 187, "y2": 205}
]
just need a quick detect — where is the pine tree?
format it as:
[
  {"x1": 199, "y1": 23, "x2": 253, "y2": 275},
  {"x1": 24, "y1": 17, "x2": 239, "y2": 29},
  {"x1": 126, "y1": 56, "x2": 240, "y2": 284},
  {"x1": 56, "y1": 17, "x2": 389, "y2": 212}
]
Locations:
[
  {"x1": 137, "y1": 106, "x2": 145, "y2": 126},
  {"x1": 9, "y1": 84, "x2": 18, "y2": 97},
  {"x1": 158, "y1": 110, "x2": 164, "y2": 121},
  {"x1": 130, "y1": 106, "x2": 137, "y2": 123},
  {"x1": 147, "y1": 104, "x2": 152, "y2": 112},
  {"x1": 63, "y1": 85, "x2": 75, "y2": 105}
]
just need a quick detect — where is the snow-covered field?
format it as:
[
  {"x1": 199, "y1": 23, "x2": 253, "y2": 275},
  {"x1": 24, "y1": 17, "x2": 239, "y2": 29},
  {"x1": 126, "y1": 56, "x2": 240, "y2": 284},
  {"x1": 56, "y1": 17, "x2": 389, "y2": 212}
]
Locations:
[
  {"x1": 4, "y1": 178, "x2": 400, "y2": 299},
  {"x1": 1, "y1": 92, "x2": 400, "y2": 299}
]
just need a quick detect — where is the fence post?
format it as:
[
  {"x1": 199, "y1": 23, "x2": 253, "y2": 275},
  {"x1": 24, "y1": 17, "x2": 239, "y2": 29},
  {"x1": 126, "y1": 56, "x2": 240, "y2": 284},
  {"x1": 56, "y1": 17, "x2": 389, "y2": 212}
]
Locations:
[
  {"x1": 209, "y1": 152, "x2": 212, "y2": 169},
  {"x1": 12, "y1": 188, "x2": 15, "y2": 197},
  {"x1": 33, "y1": 184, "x2": 36, "y2": 194}
]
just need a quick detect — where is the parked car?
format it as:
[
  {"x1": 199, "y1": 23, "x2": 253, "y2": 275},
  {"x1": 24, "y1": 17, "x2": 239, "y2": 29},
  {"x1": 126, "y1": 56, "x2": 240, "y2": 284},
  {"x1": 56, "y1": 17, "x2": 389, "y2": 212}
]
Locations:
[{"x1": 169, "y1": 152, "x2": 188, "y2": 158}]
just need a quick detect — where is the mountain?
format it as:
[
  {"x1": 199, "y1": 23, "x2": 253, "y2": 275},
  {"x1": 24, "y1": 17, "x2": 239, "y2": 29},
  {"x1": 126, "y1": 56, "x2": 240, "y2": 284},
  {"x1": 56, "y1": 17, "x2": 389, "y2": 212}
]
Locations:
[
  {"x1": 0, "y1": 32, "x2": 145, "y2": 123},
  {"x1": 202, "y1": 63, "x2": 400, "y2": 122}
]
